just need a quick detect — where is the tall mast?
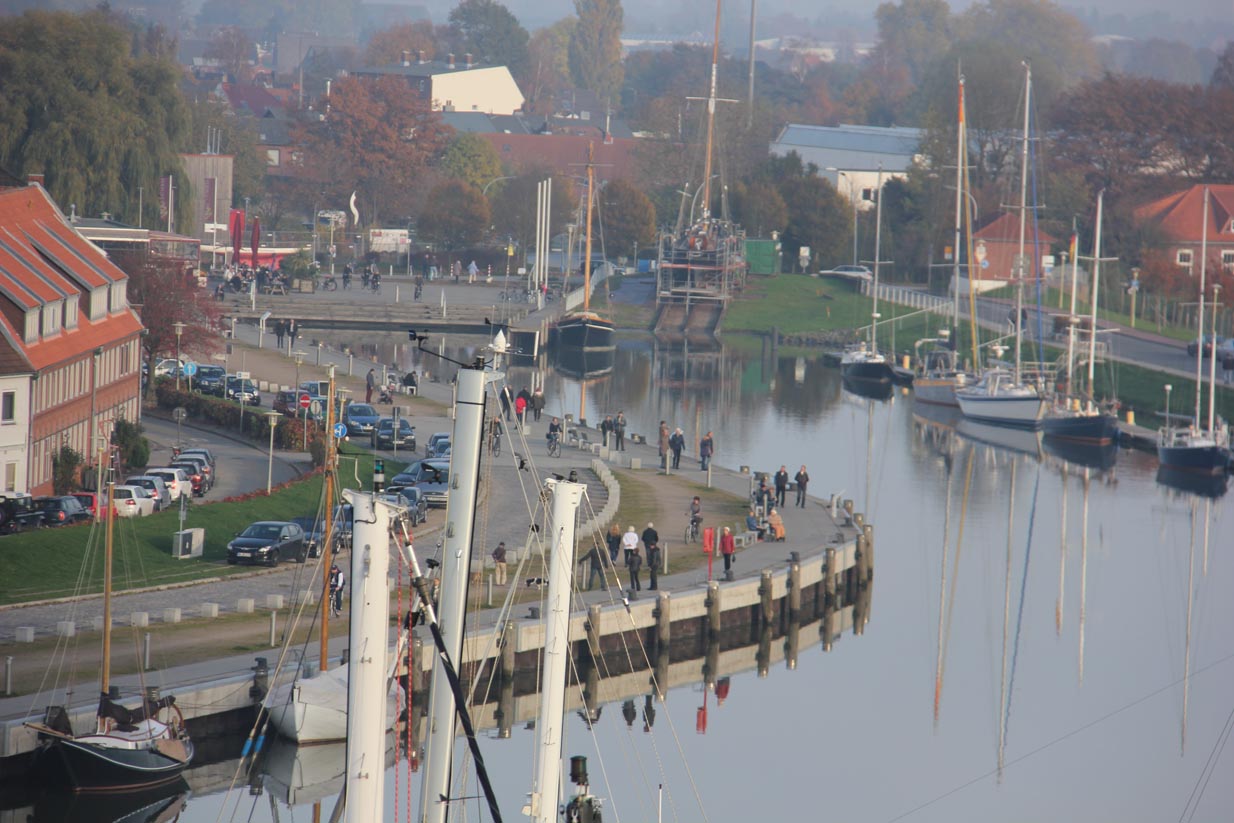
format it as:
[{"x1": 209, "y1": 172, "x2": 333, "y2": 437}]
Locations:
[
  {"x1": 320, "y1": 365, "x2": 337, "y2": 670},
  {"x1": 100, "y1": 465, "x2": 114, "y2": 708},
  {"x1": 952, "y1": 72, "x2": 965, "y2": 336},
  {"x1": 871, "y1": 164, "x2": 884, "y2": 351},
  {"x1": 1066, "y1": 219, "x2": 1079, "y2": 393},
  {"x1": 700, "y1": 0, "x2": 723, "y2": 220},
  {"x1": 582, "y1": 144, "x2": 595, "y2": 314},
  {"x1": 1086, "y1": 192, "x2": 1104, "y2": 395},
  {"x1": 1194, "y1": 187, "x2": 1209, "y2": 431},
  {"x1": 1208, "y1": 282, "x2": 1220, "y2": 434},
  {"x1": 1014, "y1": 62, "x2": 1032, "y2": 385}
]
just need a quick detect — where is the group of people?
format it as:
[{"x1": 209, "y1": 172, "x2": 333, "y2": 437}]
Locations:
[
  {"x1": 499, "y1": 385, "x2": 547, "y2": 424},
  {"x1": 656, "y1": 421, "x2": 716, "y2": 472},
  {"x1": 598, "y1": 413, "x2": 629, "y2": 451}
]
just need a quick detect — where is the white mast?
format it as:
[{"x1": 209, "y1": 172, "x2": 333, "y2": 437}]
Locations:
[
  {"x1": 1193, "y1": 187, "x2": 1209, "y2": 432},
  {"x1": 871, "y1": 163, "x2": 884, "y2": 352},
  {"x1": 1086, "y1": 191, "x2": 1104, "y2": 394},
  {"x1": 952, "y1": 73, "x2": 965, "y2": 335},
  {"x1": 343, "y1": 490, "x2": 396, "y2": 823},
  {"x1": 526, "y1": 479, "x2": 584, "y2": 823},
  {"x1": 420, "y1": 364, "x2": 489, "y2": 823},
  {"x1": 1066, "y1": 220, "x2": 1079, "y2": 394},
  {"x1": 1014, "y1": 62, "x2": 1032, "y2": 386}
]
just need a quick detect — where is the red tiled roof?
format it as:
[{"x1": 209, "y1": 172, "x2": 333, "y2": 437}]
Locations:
[
  {"x1": 476, "y1": 134, "x2": 639, "y2": 183},
  {"x1": 1134, "y1": 184, "x2": 1234, "y2": 242},
  {"x1": 0, "y1": 314, "x2": 33, "y2": 375},
  {"x1": 222, "y1": 83, "x2": 284, "y2": 116}
]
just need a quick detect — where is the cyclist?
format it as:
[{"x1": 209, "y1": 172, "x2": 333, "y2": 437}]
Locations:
[
  {"x1": 370, "y1": 272, "x2": 381, "y2": 293},
  {"x1": 687, "y1": 495, "x2": 702, "y2": 540},
  {"x1": 547, "y1": 416, "x2": 563, "y2": 452},
  {"x1": 342, "y1": 263, "x2": 353, "y2": 290},
  {"x1": 488, "y1": 415, "x2": 502, "y2": 455}
]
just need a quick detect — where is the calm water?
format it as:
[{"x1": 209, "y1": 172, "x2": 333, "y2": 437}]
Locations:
[{"x1": 25, "y1": 335, "x2": 1234, "y2": 821}]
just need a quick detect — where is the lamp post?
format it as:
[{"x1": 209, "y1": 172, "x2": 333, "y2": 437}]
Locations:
[
  {"x1": 172, "y1": 322, "x2": 185, "y2": 391},
  {"x1": 265, "y1": 411, "x2": 280, "y2": 494}
]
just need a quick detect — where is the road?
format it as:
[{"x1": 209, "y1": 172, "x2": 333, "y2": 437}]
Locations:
[{"x1": 141, "y1": 416, "x2": 302, "y2": 500}]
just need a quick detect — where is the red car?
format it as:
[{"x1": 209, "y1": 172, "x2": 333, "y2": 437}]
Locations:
[{"x1": 72, "y1": 491, "x2": 101, "y2": 518}]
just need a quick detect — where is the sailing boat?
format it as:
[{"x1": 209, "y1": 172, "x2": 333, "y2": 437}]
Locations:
[
  {"x1": 1041, "y1": 190, "x2": 1121, "y2": 446},
  {"x1": 840, "y1": 164, "x2": 897, "y2": 386},
  {"x1": 1157, "y1": 186, "x2": 1232, "y2": 474},
  {"x1": 955, "y1": 63, "x2": 1046, "y2": 429},
  {"x1": 28, "y1": 463, "x2": 193, "y2": 791},
  {"x1": 555, "y1": 144, "x2": 615, "y2": 351}
]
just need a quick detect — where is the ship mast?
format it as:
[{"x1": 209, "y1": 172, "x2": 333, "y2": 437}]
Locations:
[
  {"x1": 700, "y1": 0, "x2": 723, "y2": 221},
  {"x1": 320, "y1": 365, "x2": 337, "y2": 670},
  {"x1": 583, "y1": 143, "x2": 595, "y2": 314}
]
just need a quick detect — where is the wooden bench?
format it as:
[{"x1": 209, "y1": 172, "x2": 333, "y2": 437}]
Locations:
[{"x1": 734, "y1": 531, "x2": 759, "y2": 549}]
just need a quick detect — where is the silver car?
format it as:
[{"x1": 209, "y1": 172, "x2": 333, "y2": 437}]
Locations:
[{"x1": 126, "y1": 475, "x2": 171, "y2": 511}]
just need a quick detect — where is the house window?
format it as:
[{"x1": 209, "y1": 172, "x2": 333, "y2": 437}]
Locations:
[
  {"x1": 1224, "y1": 251, "x2": 1234, "y2": 270},
  {"x1": 861, "y1": 187, "x2": 875, "y2": 202},
  {"x1": 3, "y1": 462, "x2": 15, "y2": 492},
  {"x1": 266, "y1": 149, "x2": 280, "y2": 166},
  {"x1": 1177, "y1": 249, "x2": 1193, "y2": 267},
  {"x1": 1, "y1": 391, "x2": 14, "y2": 424}
]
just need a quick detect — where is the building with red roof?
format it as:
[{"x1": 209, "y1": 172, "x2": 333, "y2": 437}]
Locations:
[
  {"x1": 0, "y1": 176, "x2": 145, "y2": 495},
  {"x1": 1134, "y1": 184, "x2": 1234, "y2": 274},
  {"x1": 971, "y1": 212, "x2": 1058, "y2": 284}
]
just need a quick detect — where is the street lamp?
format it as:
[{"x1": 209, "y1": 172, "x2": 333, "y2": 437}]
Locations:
[
  {"x1": 265, "y1": 411, "x2": 280, "y2": 494},
  {"x1": 172, "y1": 322, "x2": 185, "y2": 391}
]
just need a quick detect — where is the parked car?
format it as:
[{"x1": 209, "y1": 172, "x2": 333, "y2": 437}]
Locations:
[
  {"x1": 429, "y1": 439, "x2": 451, "y2": 459},
  {"x1": 225, "y1": 376, "x2": 261, "y2": 405},
  {"x1": 152, "y1": 358, "x2": 184, "y2": 377},
  {"x1": 819, "y1": 264, "x2": 873, "y2": 281},
  {"x1": 226, "y1": 521, "x2": 307, "y2": 566},
  {"x1": 373, "y1": 417, "x2": 416, "y2": 450},
  {"x1": 299, "y1": 380, "x2": 331, "y2": 400},
  {"x1": 410, "y1": 459, "x2": 451, "y2": 507},
  {"x1": 145, "y1": 468, "x2": 189, "y2": 501},
  {"x1": 195, "y1": 365, "x2": 227, "y2": 395},
  {"x1": 1187, "y1": 334, "x2": 1226, "y2": 358},
  {"x1": 0, "y1": 492, "x2": 45, "y2": 532},
  {"x1": 177, "y1": 449, "x2": 217, "y2": 486},
  {"x1": 126, "y1": 476, "x2": 171, "y2": 511},
  {"x1": 36, "y1": 495, "x2": 92, "y2": 526},
  {"x1": 291, "y1": 516, "x2": 324, "y2": 558},
  {"x1": 424, "y1": 432, "x2": 450, "y2": 456},
  {"x1": 385, "y1": 485, "x2": 428, "y2": 525},
  {"x1": 72, "y1": 491, "x2": 101, "y2": 518},
  {"x1": 169, "y1": 459, "x2": 209, "y2": 496},
  {"x1": 106, "y1": 485, "x2": 155, "y2": 517},
  {"x1": 273, "y1": 389, "x2": 301, "y2": 417},
  {"x1": 342, "y1": 403, "x2": 381, "y2": 436}
]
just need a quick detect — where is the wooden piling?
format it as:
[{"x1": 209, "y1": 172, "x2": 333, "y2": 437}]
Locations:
[
  {"x1": 853, "y1": 511, "x2": 865, "y2": 528},
  {"x1": 823, "y1": 547, "x2": 837, "y2": 609},
  {"x1": 784, "y1": 618, "x2": 800, "y2": 670},
  {"x1": 759, "y1": 569, "x2": 774, "y2": 626},
  {"x1": 855, "y1": 532, "x2": 869, "y2": 587},
  {"x1": 862, "y1": 524, "x2": 875, "y2": 581},
  {"x1": 655, "y1": 592, "x2": 671, "y2": 652},
  {"x1": 706, "y1": 580, "x2": 721, "y2": 638},
  {"x1": 788, "y1": 560, "x2": 802, "y2": 620},
  {"x1": 757, "y1": 623, "x2": 773, "y2": 676}
]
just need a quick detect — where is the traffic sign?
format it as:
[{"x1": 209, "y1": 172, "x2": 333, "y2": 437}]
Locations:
[
  {"x1": 310, "y1": 400, "x2": 323, "y2": 417},
  {"x1": 333, "y1": 423, "x2": 348, "y2": 439},
  {"x1": 299, "y1": 393, "x2": 311, "y2": 409},
  {"x1": 182, "y1": 362, "x2": 198, "y2": 377}
]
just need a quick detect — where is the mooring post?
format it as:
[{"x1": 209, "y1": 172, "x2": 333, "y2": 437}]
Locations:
[
  {"x1": 824, "y1": 547, "x2": 837, "y2": 608},
  {"x1": 706, "y1": 580, "x2": 721, "y2": 638},
  {"x1": 269, "y1": 610, "x2": 278, "y2": 647},
  {"x1": 862, "y1": 523, "x2": 875, "y2": 580},
  {"x1": 143, "y1": 633, "x2": 151, "y2": 670},
  {"x1": 843, "y1": 499, "x2": 854, "y2": 523},
  {"x1": 784, "y1": 618, "x2": 800, "y2": 670},
  {"x1": 788, "y1": 559, "x2": 802, "y2": 620},
  {"x1": 759, "y1": 569, "x2": 774, "y2": 626},
  {"x1": 855, "y1": 532, "x2": 869, "y2": 590},
  {"x1": 4, "y1": 656, "x2": 11, "y2": 696},
  {"x1": 655, "y1": 592, "x2": 671, "y2": 653}
]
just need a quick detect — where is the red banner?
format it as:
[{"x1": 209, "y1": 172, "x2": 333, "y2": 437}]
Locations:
[
  {"x1": 250, "y1": 216, "x2": 261, "y2": 268},
  {"x1": 229, "y1": 209, "x2": 245, "y2": 265}
]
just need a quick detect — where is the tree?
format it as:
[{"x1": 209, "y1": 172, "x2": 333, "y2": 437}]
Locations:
[
  {"x1": 204, "y1": 25, "x2": 253, "y2": 80},
  {"x1": 596, "y1": 178, "x2": 656, "y2": 258},
  {"x1": 754, "y1": 153, "x2": 850, "y2": 271},
  {"x1": 0, "y1": 10, "x2": 191, "y2": 228},
  {"x1": 293, "y1": 75, "x2": 452, "y2": 226},
  {"x1": 440, "y1": 133, "x2": 504, "y2": 191},
  {"x1": 872, "y1": 0, "x2": 954, "y2": 88},
  {"x1": 182, "y1": 96, "x2": 264, "y2": 209},
  {"x1": 490, "y1": 171, "x2": 579, "y2": 251},
  {"x1": 112, "y1": 419, "x2": 150, "y2": 472},
  {"x1": 52, "y1": 443, "x2": 84, "y2": 496},
  {"x1": 449, "y1": 0, "x2": 529, "y2": 75},
  {"x1": 417, "y1": 181, "x2": 490, "y2": 250},
  {"x1": 570, "y1": 0, "x2": 624, "y2": 103},
  {"x1": 731, "y1": 181, "x2": 788, "y2": 239},
  {"x1": 364, "y1": 21, "x2": 438, "y2": 65},
  {"x1": 1212, "y1": 42, "x2": 1234, "y2": 90},
  {"x1": 525, "y1": 19, "x2": 576, "y2": 110}
]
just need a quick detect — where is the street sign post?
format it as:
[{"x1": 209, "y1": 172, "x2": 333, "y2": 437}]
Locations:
[
  {"x1": 333, "y1": 423, "x2": 348, "y2": 440},
  {"x1": 299, "y1": 393, "x2": 311, "y2": 409}
]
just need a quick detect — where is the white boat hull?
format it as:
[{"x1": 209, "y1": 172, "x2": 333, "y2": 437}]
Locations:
[
  {"x1": 956, "y1": 390, "x2": 1045, "y2": 428},
  {"x1": 268, "y1": 667, "x2": 399, "y2": 744}
]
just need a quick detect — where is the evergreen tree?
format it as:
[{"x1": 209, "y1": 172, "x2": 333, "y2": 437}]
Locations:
[
  {"x1": 569, "y1": 0, "x2": 624, "y2": 103},
  {"x1": 449, "y1": 0, "x2": 530, "y2": 75}
]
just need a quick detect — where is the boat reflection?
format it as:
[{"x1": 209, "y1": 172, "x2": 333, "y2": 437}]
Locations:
[
  {"x1": 552, "y1": 346, "x2": 614, "y2": 380},
  {"x1": 1156, "y1": 466, "x2": 1229, "y2": 499},
  {"x1": 31, "y1": 777, "x2": 188, "y2": 822},
  {"x1": 841, "y1": 374, "x2": 893, "y2": 401},
  {"x1": 956, "y1": 418, "x2": 1043, "y2": 459},
  {"x1": 1043, "y1": 437, "x2": 1119, "y2": 471}
]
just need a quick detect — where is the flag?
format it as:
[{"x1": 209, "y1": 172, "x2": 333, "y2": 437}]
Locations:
[
  {"x1": 250, "y1": 216, "x2": 261, "y2": 268},
  {"x1": 230, "y1": 208, "x2": 245, "y2": 265},
  {"x1": 1069, "y1": 232, "x2": 1077, "y2": 263}
]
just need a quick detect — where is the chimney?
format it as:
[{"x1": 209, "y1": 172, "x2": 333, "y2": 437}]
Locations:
[
  {"x1": 464, "y1": 53, "x2": 473, "y2": 68},
  {"x1": 401, "y1": 50, "x2": 410, "y2": 67},
  {"x1": 26, "y1": 173, "x2": 44, "y2": 186},
  {"x1": 418, "y1": 49, "x2": 426, "y2": 64},
  {"x1": 447, "y1": 53, "x2": 455, "y2": 69}
]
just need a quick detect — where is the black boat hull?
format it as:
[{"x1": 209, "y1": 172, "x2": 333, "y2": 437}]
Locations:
[
  {"x1": 840, "y1": 361, "x2": 894, "y2": 384},
  {"x1": 42, "y1": 737, "x2": 193, "y2": 792},
  {"x1": 842, "y1": 374, "x2": 893, "y2": 401},
  {"x1": 1041, "y1": 412, "x2": 1120, "y2": 445},
  {"x1": 555, "y1": 316, "x2": 614, "y2": 351},
  {"x1": 1156, "y1": 444, "x2": 1230, "y2": 475},
  {"x1": 1156, "y1": 466, "x2": 1229, "y2": 498}
]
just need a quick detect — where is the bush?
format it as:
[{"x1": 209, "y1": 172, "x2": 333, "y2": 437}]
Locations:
[
  {"x1": 154, "y1": 381, "x2": 324, "y2": 454},
  {"x1": 52, "y1": 444, "x2": 84, "y2": 494},
  {"x1": 112, "y1": 418, "x2": 149, "y2": 470}
]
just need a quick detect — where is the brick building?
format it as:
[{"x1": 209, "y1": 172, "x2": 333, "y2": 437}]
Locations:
[{"x1": 0, "y1": 176, "x2": 145, "y2": 494}]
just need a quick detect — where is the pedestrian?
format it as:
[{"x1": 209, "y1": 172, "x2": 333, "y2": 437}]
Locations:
[
  {"x1": 517, "y1": 385, "x2": 532, "y2": 410},
  {"x1": 467, "y1": 260, "x2": 479, "y2": 283},
  {"x1": 515, "y1": 394, "x2": 527, "y2": 425},
  {"x1": 641, "y1": 521, "x2": 660, "y2": 590},
  {"x1": 755, "y1": 477, "x2": 772, "y2": 513},
  {"x1": 669, "y1": 427, "x2": 684, "y2": 469},
  {"x1": 366, "y1": 368, "x2": 376, "y2": 404},
  {"x1": 578, "y1": 543, "x2": 607, "y2": 591},
  {"x1": 329, "y1": 563, "x2": 346, "y2": 616},
  {"x1": 614, "y1": 412, "x2": 627, "y2": 451},
  {"x1": 794, "y1": 464, "x2": 810, "y2": 508},
  {"x1": 773, "y1": 465, "x2": 789, "y2": 508},
  {"x1": 658, "y1": 421, "x2": 669, "y2": 470},
  {"x1": 626, "y1": 543, "x2": 643, "y2": 592},
  {"x1": 275, "y1": 320, "x2": 285, "y2": 350},
  {"x1": 606, "y1": 523, "x2": 623, "y2": 565},
  {"x1": 500, "y1": 385, "x2": 513, "y2": 421},
  {"x1": 600, "y1": 415, "x2": 614, "y2": 448},
  {"x1": 621, "y1": 524, "x2": 639, "y2": 566},
  {"x1": 699, "y1": 431, "x2": 714, "y2": 471},
  {"x1": 492, "y1": 541, "x2": 508, "y2": 586},
  {"x1": 531, "y1": 388, "x2": 545, "y2": 421},
  {"x1": 720, "y1": 526, "x2": 736, "y2": 576}
]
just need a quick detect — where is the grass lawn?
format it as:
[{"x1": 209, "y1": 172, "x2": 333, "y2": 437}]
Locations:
[
  {"x1": 981, "y1": 284, "x2": 1203, "y2": 344},
  {"x1": 726, "y1": 275, "x2": 876, "y2": 335},
  {"x1": 0, "y1": 446, "x2": 404, "y2": 606}
]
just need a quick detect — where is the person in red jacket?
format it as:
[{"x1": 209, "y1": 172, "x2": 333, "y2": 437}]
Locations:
[{"x1": 720, "y1": 526, "x2": 736, "y2": 577}]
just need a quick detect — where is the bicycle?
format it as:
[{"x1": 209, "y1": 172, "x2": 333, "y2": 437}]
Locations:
[
  {"x1": 321, "y1": 276, "x2": 338, "y2": 292},
  {"x1": 489, "y1": 430, "x2": 502, "y2": 457},
  {"x1": 684, "y1": 516, "x2": 701, "y2": 544},
  {"x1": 547, "y1": 432, "x2": 561, "y2": 458}
]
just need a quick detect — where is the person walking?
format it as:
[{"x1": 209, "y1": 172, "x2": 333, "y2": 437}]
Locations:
[
  {"x1": 492, "y1": 541, "x2": 508, "y2": 586},
  {"x1": 641, "y1": 522, "x2": 660, "y2": 590},
  {"x1": 773, "y1": 465, "x2": 789, "y2": 508},
  {"x1": 365, "y1": 369, "x2": 376, "y2": 404},
  {"x1": 531, "y1": 388, "x2": 545, "y2": 421},
  {"x1": 614, "y1": 412, "x2": 627, "y2": 451},
  {"x1": 514, "y1": 393, "x2": 527, "y2": 425},
  {"x1": 720, "y1": 526, "x2": 736, "y2": 577},
  {"x1": 579, "y1": 543, "x2": 607, "y2": 591},
  {"x1": 621, "y1": 524, "x2": 639, "y2": 567},
  {"x1": 669, "y1": 427, "x2": 684, "y2": 469},
  {"x1": 600, "y1": 415, "x2": 614, "y2": 448},
  {"x1": 699, "y1": 431, "x2": 714, "y2": 471},
  {"x1": 626, "y1": 543, "x2": 643, "y2": 592},
  {"x1": 328, "y1": 563, "x2": 346, "y2": 617},
  {"x1": 606, "y1": 524, "x2": 623, "y2": 565},
  {"x1": 794, "y1": 465, "x2": 810, "y2": 508},
  {"x1": 500, "y1": 385, "x2": 513, "y2": 421},
  {"x1": 658, "y1": 421, "x2": 670, "y2": 470}
]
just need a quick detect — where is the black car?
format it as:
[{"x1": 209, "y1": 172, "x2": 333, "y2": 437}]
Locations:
[
  {"x1": 195, "y1": 365, "x2": 227, "y2": 395},
  {"x1": 384, "y1": 486, "x2": 428, "y2": 525},
  {"x1": 225, "y1": 376, "x2": 261, "y2": 405},
  {"x1": 293, "y1": 506, "x2": 355, "y2": 557},
  {"x1": 226, "y1": 521, "x2": 307, "y2": 566},
  {"x1": 169, "y1": 459, "x2": 209, "y2": 495},
  {"x1": 373, "y1": 417, "x2": 417, "y2": 451},
  {"x1": 0, "y1": 493, "x2": 46, "y2": 532},
  {"x1": 36, "y1": 495, "x2": 92, "y2": 527}
]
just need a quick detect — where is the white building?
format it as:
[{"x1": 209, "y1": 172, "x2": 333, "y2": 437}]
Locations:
[
  {"x1": 354, "y1": 52, "x2": 525, "y2": 116},
  {"x1": 770, "y1": 124, "x2": 923, "y2": 210},
  {"x1": 0, "y1": 348, "x2": 32, "y2": 495}
]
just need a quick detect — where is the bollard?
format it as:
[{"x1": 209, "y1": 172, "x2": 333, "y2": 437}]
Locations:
[
  {"x1": 788, "y1": 560, "x2": 802, "y2": 619},
  {"x1": 143, "y1": 633, "x2": 151, "y2": 670},
  {"x1": 349, "y1": 353, "x2": 354, "y2": 376},
  {"x1": 706, "y1": 580, "x2": 721, "y2": 637},
  {"x1": 706, "y1": 464, "x2": 712, "y2": 489},
  {"x1": 1126, "y1": 409, "x2": 1135, "y2": 426},
  {"x1": 270, "y1": 611, "x2": 278, "y2": 647},
  {"x1": 5, "y1": 656, "x2": 11, "y2": 695},
  {"x1": 395, "y1": 285, "x2": 400, "y2": 303},
  {"x1": 759, "y1": 569, "x2": 774, "y2": 626},
  {"x1": 487, "y1": 575, "x2": 494, "y2": 607},
  {"x1": 863, "y1": 524, "x2": 875, "y2": 580}
]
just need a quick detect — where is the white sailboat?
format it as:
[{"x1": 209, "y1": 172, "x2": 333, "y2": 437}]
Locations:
[
  {"x1": 955, "y1": 63, "x2": 1047, "y2": 429},
  {"x1": 841, "y1": 164, "x2": 897, "y2": 387}
]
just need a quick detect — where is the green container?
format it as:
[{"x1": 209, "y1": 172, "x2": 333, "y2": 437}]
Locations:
[{"x1": 745, "y1": 238, "x2": 782, "y2": 275}]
